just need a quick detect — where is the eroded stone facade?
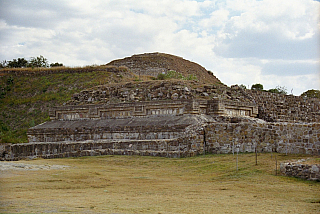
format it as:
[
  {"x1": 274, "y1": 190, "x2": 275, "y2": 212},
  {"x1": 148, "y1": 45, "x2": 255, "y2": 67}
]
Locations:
[
  {"x1": 3, "y1": 118, "x2": 319, "y2": 161},
  {"x1": 2, "y1": 92, "x2": 320, "y2": 161},
  {"x1": 204, "y1": 122, "x2": 320, "y2": 155},
  {"x1": 49, "y1": 99, "x2": 258, "y2": 120}
]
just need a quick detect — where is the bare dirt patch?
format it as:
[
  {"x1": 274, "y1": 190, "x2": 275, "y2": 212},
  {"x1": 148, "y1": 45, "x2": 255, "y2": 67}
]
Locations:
[
  {"x1": 0, "y1": 153, "x2": 319, "y2": 213},
  {"x1": 0, "y1": 162, "x2": 69, "y2": 171}
]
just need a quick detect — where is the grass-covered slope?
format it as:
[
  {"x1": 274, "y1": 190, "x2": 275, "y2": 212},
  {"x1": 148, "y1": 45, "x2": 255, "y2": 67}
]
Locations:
[{"x1": 0, "y1": 66, "x2": 128, "y2": 143}]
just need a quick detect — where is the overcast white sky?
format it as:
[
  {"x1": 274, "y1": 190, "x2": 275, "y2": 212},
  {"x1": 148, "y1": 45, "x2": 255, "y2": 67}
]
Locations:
[{"x1": 0, "y1": 0, "x2": 319, "y2": 95}]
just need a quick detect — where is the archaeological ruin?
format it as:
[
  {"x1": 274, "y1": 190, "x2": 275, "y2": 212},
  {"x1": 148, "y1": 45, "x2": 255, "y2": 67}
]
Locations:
[{"x1": 1, "y1": 53, "x2": 319, "y2": 160}]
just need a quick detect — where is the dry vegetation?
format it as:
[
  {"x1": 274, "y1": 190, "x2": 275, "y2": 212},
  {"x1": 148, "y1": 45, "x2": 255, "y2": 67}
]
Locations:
[{"x1": 1, "y1": 153, "x2": 319, "y2": 213}]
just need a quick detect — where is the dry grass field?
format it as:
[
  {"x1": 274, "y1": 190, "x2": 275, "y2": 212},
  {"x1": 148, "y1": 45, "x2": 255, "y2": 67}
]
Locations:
[{"x1": 0, "y1": 153, "x2": 319, "y2": 213}]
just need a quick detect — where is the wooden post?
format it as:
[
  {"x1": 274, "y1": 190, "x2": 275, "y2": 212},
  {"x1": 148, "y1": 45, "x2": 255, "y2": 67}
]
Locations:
[
  {"x1": 232, "y1": 140, "x2": 234, "y2": 156},
  {"x1": 236, "y1": 145, "x2": 240, "y2": 171},
  {"x1": 275, "y1": 155, "x2": 278, "y2": 176},
  {"x1": 255, "y1": 146, "x2": 258, "y2": 165},
  {"x1": 236, "y1": 151, "x2": 238, "y2": 171},
  {"x1": 203, "y1": 127, "x2": 206, "y2": 156}
]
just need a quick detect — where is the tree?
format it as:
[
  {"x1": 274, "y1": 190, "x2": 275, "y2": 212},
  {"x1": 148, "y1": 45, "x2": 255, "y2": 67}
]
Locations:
[
  {"x1": 28, "y1": 55, "x2": 49, "y2": 68},
  {"x1": 251, "y1": 83, "x2": 263, "y2": 91},
  {"x1": 7, "y1": 58, "x2": 28, "y2": 68},
  {"x1": 239, "y1": 84, "x2": 247, "y2": 90},
  {"x1": 50, "y1": 62, "x2": 63, "y2": 67},
  {"x1": 0, "y1": 60, "x2": 8, "y2": 68},
  {"x1": 300, "y1": 89, "x2": 320, "y2": 98},
  {"x1": 268, "y1": 86, "x2": 287, "y2": 95},
  {"x1": 17, "y1": 58, "x2": 28, "y2": 67}
]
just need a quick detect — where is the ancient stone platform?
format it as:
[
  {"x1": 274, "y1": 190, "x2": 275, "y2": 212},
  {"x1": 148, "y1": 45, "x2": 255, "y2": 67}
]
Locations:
[
  {"x1": 1, "y1": 52, "x2": 320, "y2": 160},
  {"x1": 2, "y1": 99, "x2": 319, "y2": 160}
]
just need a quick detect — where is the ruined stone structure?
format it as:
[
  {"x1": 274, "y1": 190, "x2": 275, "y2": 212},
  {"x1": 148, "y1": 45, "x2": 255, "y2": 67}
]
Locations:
[
  {"x1": 1, "y1": 53, "x2": 319, "y2": 161},
  {"x1": 246, "y1": 89, "x2": 320, "y2": 123},
  {"x1": 280, "y1": 161, "x2": 320, "y2": 181},
  {"x1": 2, "y1": 97, "x2": 319, "y2": 160}
]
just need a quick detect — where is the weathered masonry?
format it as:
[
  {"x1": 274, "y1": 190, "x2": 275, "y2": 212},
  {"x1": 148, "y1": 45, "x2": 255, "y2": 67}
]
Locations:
[
  {"x1": 280, "y1": 161, "x2": 320, "y2": 181},
  {"x1": 3, "y1": 118, "x2": 319, "y2": 160},
  {"x1": 48, "y1": 99, "x2": 258, "y2": 120},
  {"x1": 5, "y1": 114, "x2": 210, "y2": 160},
  {"x1": 2, "y1": 97, "x2": 319, "y2": 161}
]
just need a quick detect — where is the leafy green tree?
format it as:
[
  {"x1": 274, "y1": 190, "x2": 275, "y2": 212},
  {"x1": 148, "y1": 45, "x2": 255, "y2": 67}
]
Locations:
[
  {"x1": 300, "y1": 89, "x2": 320, "y2": 98},
  {"x1": 251, "y1": 83, "x2": 263, "y2": 90},
  {"x1": 50, "y1": 62, "x2": 63, "y2": 67},
  {"x1": 28, "y1": 55, "x2": 49, "y2": 68},
  {"x1": 18, "y1": 58, "x2": 28, "y2": 67},
  {"x1": 7, "y1": 58, "x2": 28, "y2": 68},
  {"x1": 268, "y1": 86, "x2": 287, "y2": 95}
]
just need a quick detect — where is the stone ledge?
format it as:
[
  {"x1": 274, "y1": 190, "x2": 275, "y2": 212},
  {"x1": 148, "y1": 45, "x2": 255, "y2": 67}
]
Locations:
[{"x1": 1, "y1": 138, "x2": 204, "y2": 161}]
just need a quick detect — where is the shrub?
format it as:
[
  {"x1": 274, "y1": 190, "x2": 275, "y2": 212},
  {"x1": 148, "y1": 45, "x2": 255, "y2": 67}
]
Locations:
[
  {"x1": 251, "y1": 83, "x2": 263, "y2": 91},
  {"x1": 268, "y1": 86, "x2": 287, "y2": 95},
  {"x1": 186, "y1": 74, "x2": 198, "y2": 81},
  {"x1": 300, "y1": 89, "x2": 320, "y2": 98},
  {"x1": 50, "y1": 62, "x2": 63, "y2": 67},
  {"x1": 157, "y1": 73, "x2": 166, "y2": 80},
  {"x1": 156, "y1": 70, "x2": 198, "y2": 81}
]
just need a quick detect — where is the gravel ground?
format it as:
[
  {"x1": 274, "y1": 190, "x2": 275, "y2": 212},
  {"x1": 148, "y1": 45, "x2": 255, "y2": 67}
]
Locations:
[{"x1": 0, "y1": 162, "x2": 69, "y2": 171}]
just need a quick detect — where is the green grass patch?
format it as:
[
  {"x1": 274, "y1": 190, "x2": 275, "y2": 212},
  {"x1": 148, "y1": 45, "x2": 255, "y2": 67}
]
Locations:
[
  {"x1": 0, "y1": 70, "x2": 113, "y2": 143},
  {"x1": 156, "y1": 70, "x2": 198, "y2": 81}
]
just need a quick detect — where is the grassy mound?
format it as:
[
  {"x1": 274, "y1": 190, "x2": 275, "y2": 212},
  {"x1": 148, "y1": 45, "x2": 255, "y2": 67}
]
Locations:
[{"x1": 0, "y1": 67, "x2": 124, "y2": 143}]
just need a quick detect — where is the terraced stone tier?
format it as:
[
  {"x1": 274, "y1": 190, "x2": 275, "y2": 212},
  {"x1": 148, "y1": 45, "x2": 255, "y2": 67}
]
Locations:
[{"x1": 28, "y1": 115, "x2": 214, "y2": 143}]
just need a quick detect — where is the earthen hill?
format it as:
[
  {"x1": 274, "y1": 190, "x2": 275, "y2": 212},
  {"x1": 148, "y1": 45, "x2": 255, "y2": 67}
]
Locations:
[
  {"x1": 107, "y1": 52, "x2": 221, "y2": 84},
  {"x1": 1, "y1": 53, "x2": 320, "y2": 160}
]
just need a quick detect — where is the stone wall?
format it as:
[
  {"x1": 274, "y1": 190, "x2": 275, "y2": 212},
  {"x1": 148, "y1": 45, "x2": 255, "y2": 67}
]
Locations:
[
  {"x1": 280, "y1": 162, "x2": 320, "y2": 181},
  {"x1": 28, "y1": 120, "x2": 188, "y2": 143},
  {"x1": 2, "y1": 133, "x2": 204, "y2": 161},
  {"x1": 28, "y1": 115, "x2": 210, "y2": 143},
  {"x1": 245, "y1": 89, "x2": 320, "y2": 123},
  {"x1": 68, "y1": 81, "x2": 319, "y2": 123},
  {"x1": 204, "y1": 122, "x2": 320, "y2": 155},
  {"x1": 2, "y1": 120, "x2": 320, "y2": 160}
]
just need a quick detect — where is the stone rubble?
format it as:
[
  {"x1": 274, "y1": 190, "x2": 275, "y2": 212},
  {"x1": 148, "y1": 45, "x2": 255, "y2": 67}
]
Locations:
[
  {"x1": 67, "y1": 81, "x2": 320, "y2": 123},
  {"x1": 280, "y1": 160, "x2": 320, "y2": 181}
]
